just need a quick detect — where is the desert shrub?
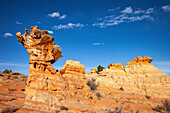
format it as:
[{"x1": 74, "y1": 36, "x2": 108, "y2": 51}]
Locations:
[
  {"x1": 162, "y1": 99, "x2": 170, "y2": 112},
  {"x1": 97, "y1": 65, "x2": 105, "y2": 73},
  {"x1": 96, "y1": 92, "x2": 102, "y2": 100},
  {"x1": 87, "y1": 78, "x2": 99, "y2": 91},
  {"x1": 145, "y1": 95, "x2": 151, "y2": 99},
  {"x1": 119, "y1": 87, "x2": 124, "y2": 91},
  {"x1": 152, "y1": 105, "x2": 164, "y2": 112},
  {"x1": 60, "y1": 106, "x2": 68, "y2": 110},
  {"x1": 1, "y1": 107, "x2": 19, "y2": 113},
  {"x1": 8, "y1": 88, "x2": 16, "y2": 91},
  {"x1": 152, "y1": 99, "x2": 170, "y2": 112},
  {"x1": 2, "y1": 69, "x2": 12, "y2": 74}
]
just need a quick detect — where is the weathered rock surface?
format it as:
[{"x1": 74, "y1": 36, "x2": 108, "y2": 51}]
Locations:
[
  {"x1": 16, "y1": 26, "x2": 98, "y2": 112},
  {"x1": 87, "y1": 56, "x2": 170, "y2": 98},
  {"x1": 91, "y1": 68, "x2": 98, "y2": 73}
]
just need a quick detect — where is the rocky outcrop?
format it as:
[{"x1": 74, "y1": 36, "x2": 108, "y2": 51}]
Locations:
[
  {"x1": 0, "y1": 72, "x2": 27, "y2": 81},
  {"x1": 108, "y1": 62, "x2": 124, "y2": 70},
  {"x1": 91, "y1": 68, "x2": 98, "y2": 73},
  {"x1": 87, "y1": 56, "x2": 170, "y2": 98},
  {"x1": 16, "y1": 26, "x2": 97, "y2": 112}
]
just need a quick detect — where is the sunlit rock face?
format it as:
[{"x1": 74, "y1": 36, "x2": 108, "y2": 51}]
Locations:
[
  {"x1": 16, "y1": 26, "x2": 94, "y2": 112},
  {"x1": 87, "y1": 56, "x2": 170, "y2": 98},
  {"x1": 91, "y1": 68, "x2": 98, "y2": 73}
]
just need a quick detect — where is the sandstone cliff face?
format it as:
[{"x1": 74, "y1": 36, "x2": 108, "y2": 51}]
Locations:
[
  {"x1": 16, "y1": 26, "x2": 95, "y2": 112},
  {"x1": 87, "y1": 56, "x2": 170, "y2": 98}
]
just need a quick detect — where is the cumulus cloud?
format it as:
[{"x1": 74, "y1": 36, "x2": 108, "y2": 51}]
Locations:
[
  {"x1": 16, "y1": 21, "x2": 22, "y2": 24},
  {"x1": 46, "y1": 30, "x2": 53, "y2": 34},
  {"x1": 48, "y1": 12, "x2": 67, "y2": 19},
  {"x1": 92, "y1": 42, "x2": 104, "y2": 46},
  {"x1": 162, "y1": 5, "x2": 170, "y2": 12},
  {"x1": 121, "y1": 7, "x2": 133, "y2": 13},
  {"x1": 53, "y1": 23, "x2": 84, "y2": 30},
  {"x1": 59, "y1": 15, "x2": 67, "y2": 19},
  {"x1": 3, "y1": 33, "x2": 13, "y2": 37},
  {"x1": 48, "y1": 12, "x2": 60, "y2": 17}
]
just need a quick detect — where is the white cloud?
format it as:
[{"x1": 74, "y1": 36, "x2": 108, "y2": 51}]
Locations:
[
  {"x1": 145, "y1": 8, "x2": 154, "y2": 14},
  {"x1": 3, "y1": 33, "x2": 13, "y2": 37},
  {"x1": 134, "y1": 10, "x2": 145, "y2": 14},
  {"x1": 92, "y1": 42, "x2": 104, "y2": 46},
  {"x1": 37, "y1": 22, "x2": 41, "y2": 24},
  {"x1": 108, "y1": 7, "x2": 120, "y2": 12},
  {"x1": 162, "y1": 5, "x2": 170, "y2": 12},
  {"x1": 59, "y1": 15, "x2": 67, "y2": 19},
  {"x1": 92, "y1": 13, "x2": 154, "y2": 28},
  {"x1": 152, "y1": 61, "x2": 170, "y2": 75},
  {"x1": 53, "y1": 23, "x2": 84, "y2": 30},
  {"x1": 46, "y1": 30, "x2": 53, "y2": 34},
  {"x1": 48, "y1": 12, "x2": 67, "y2": 19},
  {"x1": 16, "y1": 21, "x2": 22, "y2": 24},
  {"x1": 48, "y1": 12, "x2": 60, "y2": 17},
  {"x1": 121, "y1": 7, "x2": 133, "y2": 13}
]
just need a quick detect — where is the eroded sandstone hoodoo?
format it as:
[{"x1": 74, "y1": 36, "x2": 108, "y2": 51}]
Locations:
[{"x1": 16, "y1": 26, "x2": 94, "y2": 112}]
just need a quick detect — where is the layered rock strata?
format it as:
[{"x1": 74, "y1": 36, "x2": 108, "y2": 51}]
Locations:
[
  {"x1": 87, "y1": 56, "x2": 170, "y2": 98},
  {"x1": 16, "y1": 26, "x2": 95, "y2": 112}
]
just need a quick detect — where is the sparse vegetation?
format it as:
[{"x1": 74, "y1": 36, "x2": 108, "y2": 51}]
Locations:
[
  {"x1": 145, "y1": 95, "x2": 151, "y2": 99},
  {"x1": 96, "y1": 92, "x2": 102, "y2": 100},
  {"x1": 2, "y1": 69, "x2": 12, "y2": 74},
  {"x1": 97, "y1": 65, "x2": 105, "y2": 73},
  {"x1": 119, "y1": 87, "x2": 124, "y2": 91},
  {"x1": 152, "y1": 99, "x2": 170, "y2": 112},
  {"x1": 8, "y1": 88, "x2": 16, "y2": 91},
  {"x1": 60, "y1": 106, "x2": 69, "y2": 110},
  {"x1": 1, "y1": 106, "x2": 19, "y2": 113},
  {"x1": 87, "y1": 78, "x2": 99, "y2": 91}
]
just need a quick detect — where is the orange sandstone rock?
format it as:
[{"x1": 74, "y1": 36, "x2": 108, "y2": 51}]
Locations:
[
  {"x1": 91, "y1": 68, "x2": 98, "y2": 73},
  {"x1": 16, "y1": 26, "x2": 94, "y2": 112},
  {"x1": 108, "y1": 62, "x2": 124, "y2": 70},
  {"x1": 87, "y1": 56, "x2": 170, "y2": 98}
]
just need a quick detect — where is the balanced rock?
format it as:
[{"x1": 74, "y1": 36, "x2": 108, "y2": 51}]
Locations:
[{"x1": 16, "y1": 26, "x2": 95, "y2": 112}]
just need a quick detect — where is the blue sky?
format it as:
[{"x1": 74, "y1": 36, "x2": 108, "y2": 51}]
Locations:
[{"x1": 0, "y1": 0, "x2": 170, "y2": 75}]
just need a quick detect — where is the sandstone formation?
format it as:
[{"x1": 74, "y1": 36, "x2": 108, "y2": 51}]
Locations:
[
  {"x1": 15, "y1": 27, "x2": 170, "y2": 112},
  {"x1": 16, "y1": 26, "x2": 98, "y2": 112},
  {"x1": 108, "y1": 62, "x2": 124, "y2": 70},
  {"x1": 87, "y1": 56, "x2": 170, "y2": 98},
  {"x1": 91, "y1": 68, "x2": 98, "y2": 73}
]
